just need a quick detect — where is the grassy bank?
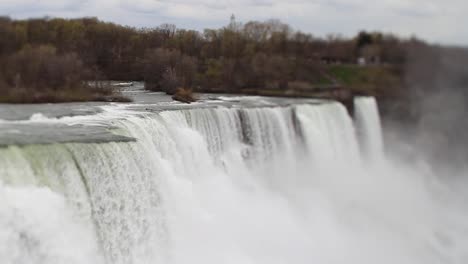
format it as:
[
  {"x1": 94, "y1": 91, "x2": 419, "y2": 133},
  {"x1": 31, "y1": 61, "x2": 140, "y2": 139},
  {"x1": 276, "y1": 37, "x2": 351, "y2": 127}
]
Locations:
[
  {"x1": 327, "y1": 65, "x2": 402, "y2": 95},
  {"x1": 194, "y1": 64, "x2": 403, "y2": 99}
]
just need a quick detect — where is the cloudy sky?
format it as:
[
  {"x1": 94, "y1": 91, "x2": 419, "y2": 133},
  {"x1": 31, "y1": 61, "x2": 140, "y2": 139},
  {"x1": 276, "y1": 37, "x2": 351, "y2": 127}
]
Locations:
[{"x1": 1, "y1": 0, "x2": 466, "y2": 45}]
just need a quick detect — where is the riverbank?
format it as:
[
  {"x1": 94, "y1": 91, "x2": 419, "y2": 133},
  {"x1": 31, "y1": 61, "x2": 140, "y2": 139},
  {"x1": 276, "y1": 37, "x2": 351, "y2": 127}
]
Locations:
[
  {"x1": 0, "y1": 87, "x2": 131, "y2": 104},
  {"x1": 0, "y1": 46, "x2": 130, "y2": 104}
]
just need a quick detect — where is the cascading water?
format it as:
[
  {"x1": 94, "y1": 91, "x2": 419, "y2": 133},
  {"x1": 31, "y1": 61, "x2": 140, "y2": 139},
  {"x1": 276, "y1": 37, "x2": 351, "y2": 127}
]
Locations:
[
  {"x1": 354, "y1": 97, "x2": 384, "y2": 160},
  {"x1": 0, "y1": 96, "x2": 467, "y2": 264}
]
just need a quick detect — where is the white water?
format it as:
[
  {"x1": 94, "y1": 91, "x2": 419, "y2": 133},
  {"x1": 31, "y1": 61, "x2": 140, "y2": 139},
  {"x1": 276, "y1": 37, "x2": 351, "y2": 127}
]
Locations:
[
  {"x1": 0, "y1": 97, "x2": 467, "y2": 264},
  {"x1": 354, "y1": 97, "x2": 384, "y2": 160}
]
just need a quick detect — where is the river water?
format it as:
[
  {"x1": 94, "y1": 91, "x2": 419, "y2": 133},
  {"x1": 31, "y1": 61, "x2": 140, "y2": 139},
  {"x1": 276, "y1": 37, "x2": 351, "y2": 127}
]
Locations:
[{"x1": 0, "y1": 85, "x2": 467, "y2": 264}]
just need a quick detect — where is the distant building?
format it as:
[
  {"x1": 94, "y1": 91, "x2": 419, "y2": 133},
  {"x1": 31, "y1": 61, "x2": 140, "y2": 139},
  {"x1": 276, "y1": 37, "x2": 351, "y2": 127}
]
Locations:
[
  {"x1": 360, "y1": 45, "x2": 381, "y2": 65},
  {"x1": 357, "y1": 57, "x2": 366, "y2": 66}
]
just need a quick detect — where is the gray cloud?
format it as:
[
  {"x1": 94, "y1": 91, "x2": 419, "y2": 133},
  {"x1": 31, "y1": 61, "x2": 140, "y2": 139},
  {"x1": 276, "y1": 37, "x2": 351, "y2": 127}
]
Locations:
[{"x1": 1, "y1": 0, "x2": 466, "y2": 45}]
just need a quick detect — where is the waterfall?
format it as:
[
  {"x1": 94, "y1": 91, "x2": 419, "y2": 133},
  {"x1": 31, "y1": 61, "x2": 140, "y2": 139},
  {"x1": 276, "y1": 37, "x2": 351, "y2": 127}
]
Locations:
[
  {"x1": 354, "y1": 96, "x2": 384, "y2": 160},
  {"x1": 1, "y1": 98, "x2": 466, "y2": 264}
]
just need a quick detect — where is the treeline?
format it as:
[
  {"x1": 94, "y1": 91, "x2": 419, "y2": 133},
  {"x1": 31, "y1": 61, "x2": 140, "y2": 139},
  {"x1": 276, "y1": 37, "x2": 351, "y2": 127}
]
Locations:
[
  {"x1": 0, "y1": 16, "x2": 425, "y2": 97},
  {"x1": 0, "y1": 17, "x2": 137, "y2": 102},
  {"x1": 0, "y1": 44, "x2": 130, "y2": 103}
]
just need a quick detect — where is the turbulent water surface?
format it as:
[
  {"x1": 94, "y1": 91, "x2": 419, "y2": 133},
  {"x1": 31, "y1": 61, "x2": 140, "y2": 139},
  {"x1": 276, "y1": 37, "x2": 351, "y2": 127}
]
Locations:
[{"x1": 0, "y1": 91, "x2": 467, "y2": 264}]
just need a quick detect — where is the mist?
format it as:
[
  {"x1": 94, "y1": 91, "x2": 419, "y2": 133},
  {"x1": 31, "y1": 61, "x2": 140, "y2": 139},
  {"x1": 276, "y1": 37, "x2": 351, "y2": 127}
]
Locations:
[{"x1": 379, "y1": 42, "x2": 468, "y2": 176}]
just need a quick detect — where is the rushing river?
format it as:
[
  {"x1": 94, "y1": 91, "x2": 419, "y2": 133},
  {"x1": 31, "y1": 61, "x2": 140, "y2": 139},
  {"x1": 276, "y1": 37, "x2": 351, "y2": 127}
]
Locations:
[{"x1": 0, "y1": 89, "x2": 467, "y2": 264}]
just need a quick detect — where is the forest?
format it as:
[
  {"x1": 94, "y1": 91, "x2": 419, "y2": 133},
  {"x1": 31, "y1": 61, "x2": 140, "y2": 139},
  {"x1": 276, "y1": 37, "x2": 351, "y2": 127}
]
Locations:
[
  {"x1": 1, "y1": 15, "x2": 468, "y2": 123},
  {"x1": 0, "y1": 16, "x2": 409, "y2": 91}
]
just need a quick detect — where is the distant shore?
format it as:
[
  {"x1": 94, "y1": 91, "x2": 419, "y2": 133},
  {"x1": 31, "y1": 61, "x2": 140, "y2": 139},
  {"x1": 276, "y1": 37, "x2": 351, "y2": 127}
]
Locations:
[
  {"x1": 0, "y1": 17, "x2": 405, "y2": 105},
  {"x1": 2, "y1": 16, "x2": 467, "y2": 129}
]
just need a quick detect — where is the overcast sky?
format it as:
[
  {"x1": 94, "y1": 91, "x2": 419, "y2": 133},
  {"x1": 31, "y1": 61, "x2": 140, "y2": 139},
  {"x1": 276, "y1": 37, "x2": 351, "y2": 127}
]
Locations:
[{"x1": 1, "y1": 0, "x2": 466, "y2": 45}]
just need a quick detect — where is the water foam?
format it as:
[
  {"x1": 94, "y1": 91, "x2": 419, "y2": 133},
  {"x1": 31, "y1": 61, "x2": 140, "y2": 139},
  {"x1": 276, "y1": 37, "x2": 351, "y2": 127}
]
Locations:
[{"x1": 0, "y1": 98, "x2": 467, "y2": 264}]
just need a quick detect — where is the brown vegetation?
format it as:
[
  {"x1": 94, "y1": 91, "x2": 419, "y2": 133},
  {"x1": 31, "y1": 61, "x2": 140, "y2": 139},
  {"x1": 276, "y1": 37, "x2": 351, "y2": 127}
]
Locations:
[
  {"x1": 172, "y1": 88, "x2": 197, "y2": 103},
  {"x1": 0, "y1": 45, "x2": 128, "y2": 103},
  {"x1": 142, "y1": 48, "x2": 197, "y2": 94},
  {"x1": 0, "y1": 16, "x2": 414, "y2": 99}
]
